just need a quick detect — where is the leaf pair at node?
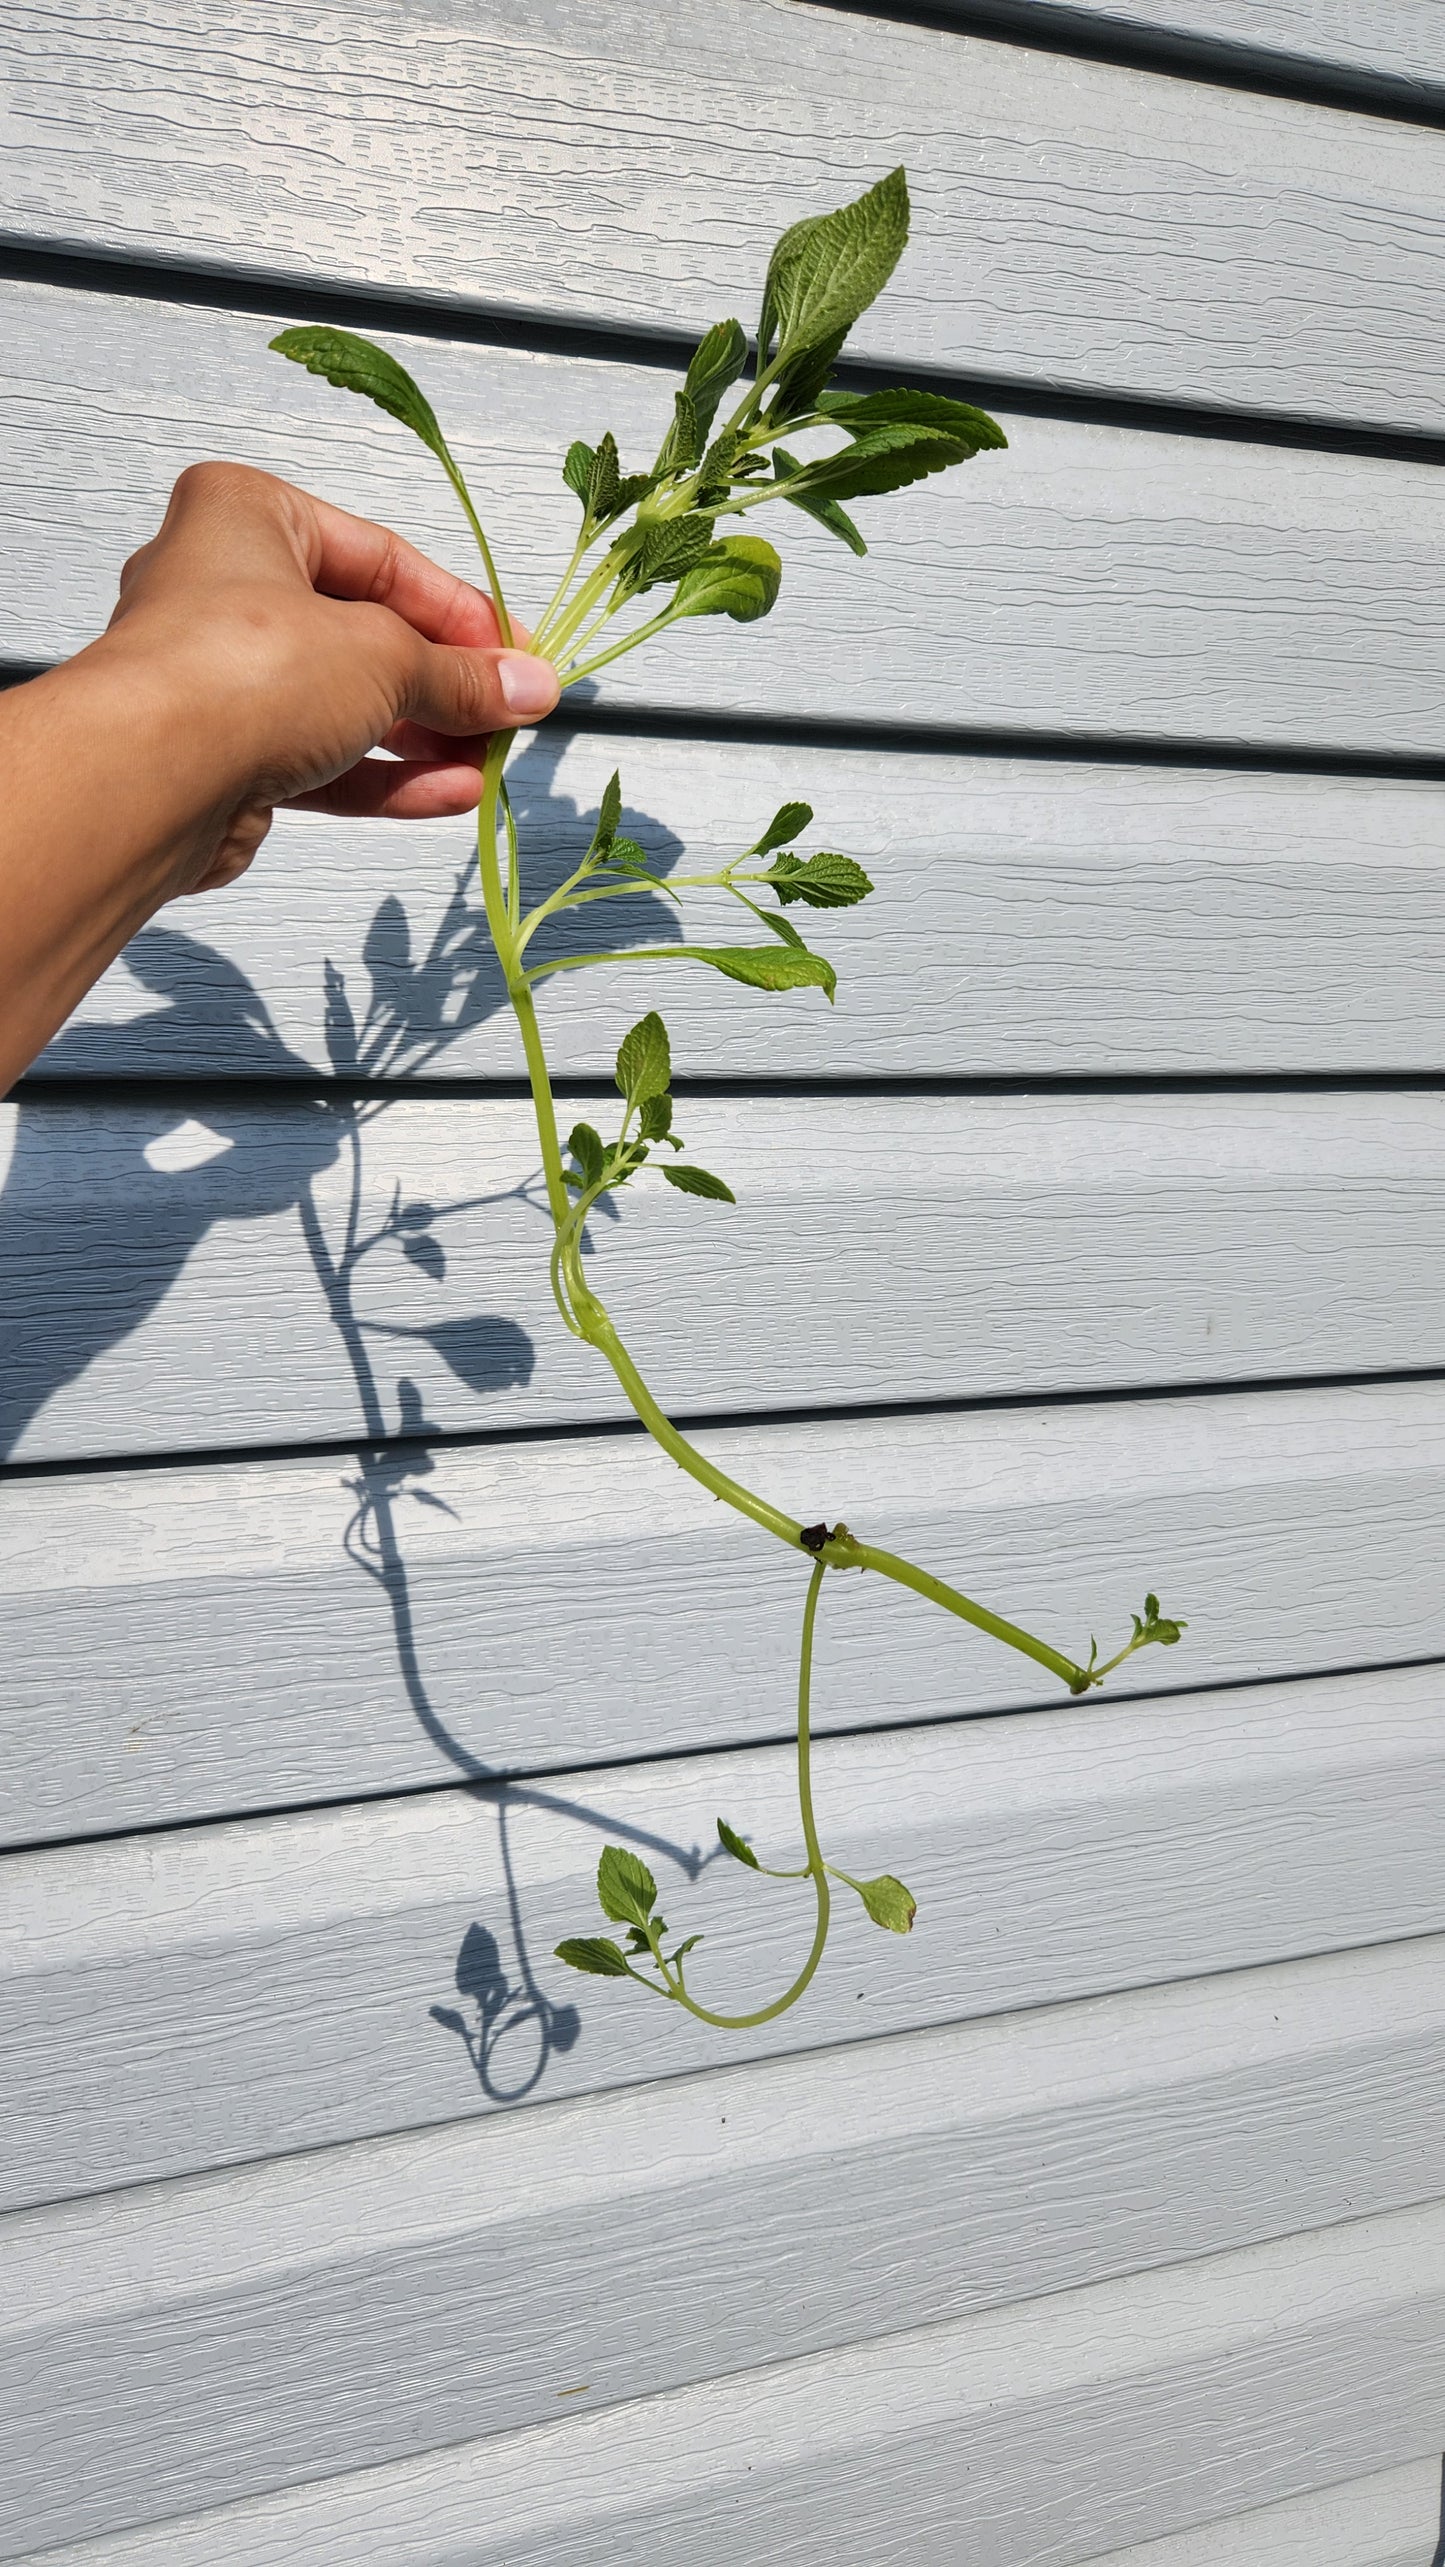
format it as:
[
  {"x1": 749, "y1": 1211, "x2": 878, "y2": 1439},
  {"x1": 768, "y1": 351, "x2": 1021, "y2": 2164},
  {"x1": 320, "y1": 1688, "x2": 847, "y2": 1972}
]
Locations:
[
  {"x1": 563, "y1": 1010, "x2": 736, "y2": 1209},
  {"x1": 555, "y1": 1845, "x2": 701, "y2": 1988},
  {"x1": 716, "y1": 1817, "x2": 917, "y2": 1934}
]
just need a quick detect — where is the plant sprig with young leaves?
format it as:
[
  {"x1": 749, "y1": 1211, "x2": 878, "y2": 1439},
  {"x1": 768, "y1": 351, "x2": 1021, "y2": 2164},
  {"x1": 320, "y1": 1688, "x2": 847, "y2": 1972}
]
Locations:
[{"x1": 273, "y1": 168, "x2": 1184, "y2": 2032}]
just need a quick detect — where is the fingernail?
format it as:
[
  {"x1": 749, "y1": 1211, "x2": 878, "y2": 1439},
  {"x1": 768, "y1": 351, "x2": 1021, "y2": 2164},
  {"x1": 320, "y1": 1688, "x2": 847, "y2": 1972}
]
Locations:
[{"x1": 497, "y1": 652, "x2": 559, "y2": 718}]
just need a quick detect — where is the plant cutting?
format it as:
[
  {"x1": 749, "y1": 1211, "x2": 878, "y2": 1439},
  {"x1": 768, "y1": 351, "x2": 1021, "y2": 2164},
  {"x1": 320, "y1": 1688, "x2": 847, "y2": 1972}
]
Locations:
[{"x1": 273, "y1": 167, "x2": 1183, "y2": 2032}]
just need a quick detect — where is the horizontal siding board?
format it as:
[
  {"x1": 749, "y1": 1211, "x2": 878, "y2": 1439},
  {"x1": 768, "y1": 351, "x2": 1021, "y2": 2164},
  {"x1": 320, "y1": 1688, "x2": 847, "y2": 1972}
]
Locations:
[
  {"x1": 45, "y1": 745, "x2": 1445, "y2": 1083},
  {"x1": 9, "y1": 1087, "x2": 1445, "y2": 1463},
  {"x1": 1089, "y1": 2459, "x2": 1444, "y2": 2567},
  {"x1": 2, "y1": 1945, "x2": 1443, "y2": 2546},
  {"x1": 9, "y1": 284, "x2": 1445, "y2": 754},
  {"x1": 3, "y1": 1693, "x2": 1443, "y2": 2204},
  {"x1": 995, "y1": 3, "x2": 1445, "y2": 93},
  {"x1": 6, "y1": 1383, "x2": 1445, "y2": 1842},
  {"x1": 2, "y1": 2, "x2": 1443, "y2": 432},
  {"x1": 24, "y1": 2199, "x2": 1445, "y2": 2565}
]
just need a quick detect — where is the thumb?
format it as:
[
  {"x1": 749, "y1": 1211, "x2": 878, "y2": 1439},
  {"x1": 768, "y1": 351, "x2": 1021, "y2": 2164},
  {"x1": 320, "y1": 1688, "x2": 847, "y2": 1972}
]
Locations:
[{"x1": 400, "y1": 635, "x2": 560, "y2": 735}]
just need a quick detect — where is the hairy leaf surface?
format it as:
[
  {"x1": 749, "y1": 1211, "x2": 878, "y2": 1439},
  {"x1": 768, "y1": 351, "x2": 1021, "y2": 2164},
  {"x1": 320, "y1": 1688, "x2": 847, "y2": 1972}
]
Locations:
[
  {"x1": 597, "y1": 1845, "x2": 659, "y2": 1930},
  {"x1": 616, "y1": 1010, "x2": 672, "y2": 1106},
  {"x1": 555, "y1": 1936, "x2": 634, "y2": 1977},
  {"x1": 759, "y1": 168, "x2": 909, "y2": 362}
]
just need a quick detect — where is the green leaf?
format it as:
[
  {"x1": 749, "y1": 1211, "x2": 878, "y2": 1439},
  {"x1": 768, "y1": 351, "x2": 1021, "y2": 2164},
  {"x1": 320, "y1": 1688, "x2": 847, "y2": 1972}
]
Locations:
[
  {"x1": 656, "y1": 388, "x2": 702, "y2": 477},
  {"x1": 772, "y1": 448, "x2": 868, "y2": 556},
  {"x1": 610, "y1": 471, "x2": 660, "y2": 518},
  {"x1": 756, "y1": 907, "x2": 807, "y2": 948},
  {"x1": 1145, "y1": 1593, "x2": 1160, "y2": 1622},
  {"x1": 596, "y1": 1844, "x2": 658, "y2": 1930},
  {"x1": 621, "y1": 514, "x2": 714, "y2": 596},
  {"x1": 750, "y1": 800, "x2": 814, "y2": 857},
  {"x1": 669, "y1": 1934, "x2": 704, "y2": 1965},
  {"x1": 587, "y1": 772, "x2": 623, "y2": 860},
  {"x1": 587, "y1": 430, "x2": 622, "y2": 520},
  {"x1": 766, "y1": 850, "x2": 875, "y2": 910},
  {"x1": 663, "y1": 1164, "x2": 737, "y2": 1203},
  {"x1": 759, "y1": 167, "x2": 910, "y2": 363},
  {"x1": 555, "y1": 1936, "x2": 634, "y2": 1977},
  {"x1": 603, "y1": 836, "x2": 651, "y2": 874},
  {"x1": 565, "y1": 1122, "x2": 606, "y2": 1193},
  {"x1": 818, "y1": 386, "x2": 1007, "y2": 452},
  {"x1": 681, "y1": 318, "x2": 749, "y2": 443},
  {"x1": 682, "y1": 943, "x2": 836, "y2": 1001},
  {"x1": 270, "y1": 328, "x2": 462, "y2": 482},
  {"x1": 717, "y1": 1817, "x2": 760, "y2": 1870},
  {"x1": 787, "y1": 424, "x2": 989, "y2": 508},
  {"x1": 854, "y1": 1873, "x2": 917, "y2": 1933},
  {"x1": 615, "y1": 1010, "x2": 672, "y2": 1106},
  {"x1": 768, "y1": 328, "x2": 848, "y2": 425},
  {"x1": 639, "y1": 1092, "x2": 675, "y2": 1142},
  {"x1": 671, "y1": 535, "x2": 782, "y2": 625},
  {"x1": 563, "y1": 440, "x2": 596, "y2": 507}
]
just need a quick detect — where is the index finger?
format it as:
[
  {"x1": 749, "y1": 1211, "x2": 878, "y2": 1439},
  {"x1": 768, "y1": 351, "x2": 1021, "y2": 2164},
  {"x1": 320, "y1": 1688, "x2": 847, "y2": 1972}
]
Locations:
[{"x1": 292, "y1": 488, "x2": 521, "y2": 651}]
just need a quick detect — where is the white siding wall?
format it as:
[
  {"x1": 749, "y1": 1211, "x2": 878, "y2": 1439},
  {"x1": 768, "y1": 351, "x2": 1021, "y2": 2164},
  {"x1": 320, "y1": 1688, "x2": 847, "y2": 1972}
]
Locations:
[{"x1": 2, "y1": 3, "x2": 1443, "y2": 2557}]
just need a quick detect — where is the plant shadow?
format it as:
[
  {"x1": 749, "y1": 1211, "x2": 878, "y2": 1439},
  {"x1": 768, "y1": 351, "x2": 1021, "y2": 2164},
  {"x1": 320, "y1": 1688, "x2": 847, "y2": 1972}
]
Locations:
[{"x1": 3, "y1": 721, "x2": 712, "y2": 2104}]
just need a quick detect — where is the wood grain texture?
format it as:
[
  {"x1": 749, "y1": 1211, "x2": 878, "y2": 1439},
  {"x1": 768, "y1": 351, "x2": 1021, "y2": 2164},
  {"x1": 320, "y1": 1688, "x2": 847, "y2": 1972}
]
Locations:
[
  {"x1": 9, "y1": 1085, "x2": 1445, "y2": 1465},
  {"x1": 8, "y1": 281, "x2": 1445, "y2": 755},
  {"x1": 992, "y1": 2, "x2": 1445, "y2": 94},
  {"x1": 3, "y1": 1944, "x2": 1443, "y2": 2548},
  {"x1": 1, "y1": 1, "x2": 1442, "y2": 432},
  {"x1": 7, "y1": 1382, "x2": 1445, "y2": 1845},
  {"x1": 4, "y1": 1694, "x2": 1443, "y2": 2207},
  {"x1": 1090, "y1": 2459, "x2": 1444, "y2": 2567},
  {"x1": 44, "y1": 741, "x2": 1445, "y2": 1083},
  {"x1": 21, "y1": 2198, "x2": 1445, "y2": 2566}
]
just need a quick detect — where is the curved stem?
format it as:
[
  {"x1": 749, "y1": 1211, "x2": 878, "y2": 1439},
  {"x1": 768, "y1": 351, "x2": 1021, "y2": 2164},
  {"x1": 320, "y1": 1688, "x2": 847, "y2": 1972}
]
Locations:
[{"x1": 667, "y1": 1560, "x2": 833, "y2": 2029}]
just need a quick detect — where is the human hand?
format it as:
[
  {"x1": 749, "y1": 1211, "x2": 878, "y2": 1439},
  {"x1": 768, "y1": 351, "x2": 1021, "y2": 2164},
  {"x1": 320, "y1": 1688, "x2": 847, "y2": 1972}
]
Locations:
[{"x1": 103, "y1": 459, "x2": 559, "y2": 894}]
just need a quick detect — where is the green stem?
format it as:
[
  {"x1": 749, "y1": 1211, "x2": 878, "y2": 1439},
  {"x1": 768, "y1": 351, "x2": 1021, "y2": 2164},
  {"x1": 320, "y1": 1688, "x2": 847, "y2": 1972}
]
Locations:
[
  {"x1": 444, "y1": 464, "x2": 514, "y2": 649},
  {"x1": 846, "y1": 1540, "x2": 1091, "y2": 1696},
  {"x1": 666, "y1": 1560, "x2": 833, "y2": 2029}
]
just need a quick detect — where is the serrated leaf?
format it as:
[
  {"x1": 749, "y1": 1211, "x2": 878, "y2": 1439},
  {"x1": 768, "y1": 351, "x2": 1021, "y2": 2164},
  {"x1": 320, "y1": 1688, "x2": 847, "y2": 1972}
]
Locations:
[
  {"x1": 681, "y1": 943, "x2": 835, "y2": 1000},
  {"x1": 772, "y1": 447, "x2": 868, "y2": 556},
  {"x1": 697, "y1": 425, "x2": 744, "y2": 492},
  {"x1": 768, "y1": 327, "x2": 848, "y2": 424},
  {"x1": 759, "y1": 167, "x2": 910, "y2": 364},
  {"x1": 854, "y1": 1873, "x2": 917, "y2": 1933},
  {"x1": 818, "y1": 386, "x2": 1008, "y2": 451},
  {"x1": 656, "y1": 388, "x2": 702, "y2": 477},
  {"x1": 596, "y1": 1844, "x2": 658, "y2": 1930},
  {"x1": 554, "y1": 1936, "x2": 633, "y2": 1977},
  {"x1": 610, "y1": 470, "x2": 660, "y2": 517},
  {"x1": 566, "y1": 1122, "x2": 606, "y2": 1192},
  {"x1": 563, "y1": 440, "x2": 596, "y2": 507},
  {"x1": 766, "y1": 851, "x2": 875, "y2": 910},
  {"x1": 616, "y1": 1010, "x2": 672, "y2": 1106},
  {"x1": 604, "y1": 836, "x2": 651, "y2": 873},
  {"x1": 663, "y1": 1164, "x2": 737, "y2": 1202},
  {"x1": 621, "y1": 514, "x2": 714, "y2": 596},
  {"x1": 1145, "y1": 1593, "x2": 1161, "y2": 1622},
  {"x1": 787, "y1": 405, "x2": 1004, "y2": 510},
  {"x1": 587, "y1": 429, "x2": 622, "y2": 520},
  {"x1": 270, "y1": 327, "x2": 461, "y2": 481},
  {"x1": 717, "y1": 1817, "x2": 760, "y2": 1870},
  {"x1": 681, "y1": 317, "x2": 749, "y2": 443},
  {"x1": 671, "y1": 535, "x2": 782, "y2": 625},
  {"x1": 639, "y1": 1092, "x2": 674, "y2": 1142},
  {"x1": 750, "y1": 800, "x2": 815, "y2": 858},
  {"x1": 624, "y1": 1925, "x2": 653, "y2": 1953},
  {"x1": 587, "y1": 772, "x2": 623, "y2": 860}
]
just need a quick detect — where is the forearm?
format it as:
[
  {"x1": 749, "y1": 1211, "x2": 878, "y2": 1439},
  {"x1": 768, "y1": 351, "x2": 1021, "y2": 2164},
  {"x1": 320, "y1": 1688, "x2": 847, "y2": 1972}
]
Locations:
[{"x1": 0, "y1": 637, "x2": 235, "y2": 1093}]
